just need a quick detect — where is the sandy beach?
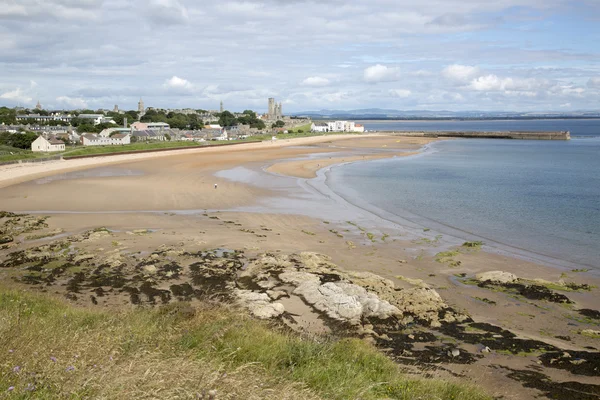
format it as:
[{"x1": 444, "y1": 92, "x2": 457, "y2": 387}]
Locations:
[{"x1": 1, "y1": 134, "x2": 599, "y2": 399}]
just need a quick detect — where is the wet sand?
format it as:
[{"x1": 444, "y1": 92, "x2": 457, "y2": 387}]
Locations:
[{"x1": 1, "y1": 134, "x2": 599, "y2": 400}]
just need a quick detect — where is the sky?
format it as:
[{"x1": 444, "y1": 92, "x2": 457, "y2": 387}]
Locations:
[{"x1": 0, "y1": 0, "x2": 599, "y2": 113}]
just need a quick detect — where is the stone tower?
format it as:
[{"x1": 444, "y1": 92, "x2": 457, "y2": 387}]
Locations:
[
  {"x1": 220, "y1": 101, "x2": 224, "y2": 113},
  {"x1": 277, "y1": 102, "x2": 283, "y2": 118},
  {"x1": 138, "y1": 98, "x2": 145, "y2": 116},
  {"x1": 35, "y1": 100, "x2": 42, "y2": 110},
  {"x1": 268, "y1": 98, "x2": 275, "y2": 119}
]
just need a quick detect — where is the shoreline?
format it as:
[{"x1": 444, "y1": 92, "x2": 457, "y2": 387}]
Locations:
[{"x1": 0, "y1": 134, "x2": 599, "y2": 399}]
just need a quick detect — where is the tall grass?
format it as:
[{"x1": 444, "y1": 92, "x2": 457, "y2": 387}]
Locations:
[{"x1": 0, "y1": 289, "x2": 490, "y2": 399}]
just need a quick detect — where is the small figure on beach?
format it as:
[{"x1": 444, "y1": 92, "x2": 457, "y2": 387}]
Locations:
[{"x1": 214, "y1": 183, "x2": 218, "y2": 189}]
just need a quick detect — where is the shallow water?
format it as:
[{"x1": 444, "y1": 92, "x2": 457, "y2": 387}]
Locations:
[{"x1": 328, "y1": 137, "x2": 600, "y2": 269}]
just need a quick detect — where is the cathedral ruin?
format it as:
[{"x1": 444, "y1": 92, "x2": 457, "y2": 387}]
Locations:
[{"x1": 267, "y1": 98, "x2": 283, "y2": 120}]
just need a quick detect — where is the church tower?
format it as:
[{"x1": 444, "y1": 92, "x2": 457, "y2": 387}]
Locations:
[
  {"x1": 138, "y1": 98, "x2": 145, "y2": 116},
  {"x1": 220, "y1": 101, "x2": 224, "y2": 113},
  {"x1": 35, "y1": 100, "x2": 42, "y2": 110}
]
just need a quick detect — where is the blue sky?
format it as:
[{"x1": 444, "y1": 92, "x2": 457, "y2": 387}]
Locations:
[{"x1": 0, "y1": 0, "x2": 599, "y2": 113}]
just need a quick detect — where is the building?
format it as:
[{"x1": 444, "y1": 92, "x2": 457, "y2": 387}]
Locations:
[
  {"x1": 81, "y1": 133, "x2": 131, "y2": 146},
  {"x1": 31, "y1": 135, "x2": 65, "y2": 152},
  {"x1": 130, "y1": 121, "x2": 169, "y2": 131},
  {"x1": 131, "y1": 130, "x2": 166, "y2": 141},
  {"x1": 312, "y1": 121, "x2": 366, "y2": 133},
  {"x1": 267, "y1": 98, "x2": 283, "y2": 120},
  {"x1": 16, "y1": 113, "x2": 73, "y2": 123},
  {"x1": 311, "y1": 122, "x2": 328, "y2": 132},
  {"x1": 203, "y1": 128, "x2": 227, "y2": 141},
  {"x1": 138, "y1": 98, "x2": 145, "y2": 116},
  {"x1": 99, "y1": 127, "x2": 131, "y2": 137},
  {"x1": 35, "y1": 101, "x2": 42, "y2": 110},
  {"x1": 77, "y1": 114, "x2": 104, "y2": 125},
  {"x1": 220, "y1": 101, "x2": 224, "y2": 113}
]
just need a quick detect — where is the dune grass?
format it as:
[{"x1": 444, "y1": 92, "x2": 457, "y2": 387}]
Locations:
[{"x1": 0, "y1": 289, "x2": 490, "y2": 399}]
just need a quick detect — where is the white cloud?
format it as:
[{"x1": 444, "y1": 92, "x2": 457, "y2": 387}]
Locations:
[
  {"x1": 389, "y1": 89, "x2": 411, "y2": 98},
  {"x1": 56, "y1": 96, "x2": 88, "y2": 109},
  {"x1": 163, "y1": 76, "x2": 194, "y2": 91},
  {"x1": 301, "y1": 76, "x2": 331, "y2": 87},
  {"x1": 442, "y1": 64, "x2": 480, "y2": 82},
  {"x1": 469, "y1": 74, "x2": 513, "y2": 91},
  {"x1": 0, "y1": 87, "x2": 32, "y2": 103},
  {"x1": 364, "y1": 64, "x2": 401, "y2": 83}
]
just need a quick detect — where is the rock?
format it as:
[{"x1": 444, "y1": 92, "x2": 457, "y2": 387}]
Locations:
[
  {"x1": 266, "y1": 290, "x2": 286, "y2": 300},
  {"x1": 143, "y1": 265, "x2": 157, "y2": 275},
  {"x1": 481, "y1": 346, "x2": 491, "y2": 353},
  {"x1": 293, "y1": 281, "x2": 399, "y2": 323},
  {"x1": 448, "y1": 349, "x2": 460, "y2": 357},
  {"x1": 0, "y1": 235, "x2": 14, "y2": 245},
  {"x1": 234, "y1": 290, "x2": 285, "y2": 319},
  {"x1": 475, "y1": 271, "x2": 518, "y2": 284}
]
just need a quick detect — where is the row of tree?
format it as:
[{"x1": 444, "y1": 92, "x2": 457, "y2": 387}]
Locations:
[
  {"x1": 217, "y1": 110, "x2": 266, "y2": 130},
  {"x1": 0, "y1": 132, "x2": 40, "y2": 149},
  {"x1": 140, "y1": 110, "x2": 203, "y2": 130}
]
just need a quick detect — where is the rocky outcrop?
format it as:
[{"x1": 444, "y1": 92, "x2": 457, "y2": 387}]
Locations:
[{"x1": 475, "y1": 271, "x2": 518, "y2": 284}]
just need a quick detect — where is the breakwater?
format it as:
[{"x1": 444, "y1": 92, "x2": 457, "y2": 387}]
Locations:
[{"x1": 376, "y1": 131, "x2": 570, "y2": 140}]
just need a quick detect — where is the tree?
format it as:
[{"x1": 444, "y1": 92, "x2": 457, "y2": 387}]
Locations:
[
  {"x1": 130, "y1": 135, "x2": 138, "y2": 143},
  {"x1": 9, "y1": 132, "x2": 38, "y2": 149},
  {"x1": 77, "y1": 124, "x2": 96, "y2": 133},
  {"x1": 272, "y1": 120, "x2": 285, "y2": 128},
  {"x1": 164, "y1": 133, "x2": 171, "y2": 141},
  {"x1": 218, "y1": 111, "x2": 238, "y2": 127},
  {"x1": 0, "y1": 107, "x2": 16, "y2": 125}
]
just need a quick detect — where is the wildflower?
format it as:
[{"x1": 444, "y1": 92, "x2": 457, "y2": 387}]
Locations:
[
  {"x1": 8, "y1": 349, "x2": 14, "y2": 353},
  {"x1": 12, "y1": 366, "x2": 20, "y2": 373},
  {"x1": 7, "y1": 387, "x2": 14, "y2": 392},
  {"x1": 25, "y1": 383, "x2": 35, "y2": 391},
  {"x1": 50, "y1": 356, "x2": 57, "y2": 363},
  {"x1": 66, "y1": 366, "x2": 75, "y2": 372}
]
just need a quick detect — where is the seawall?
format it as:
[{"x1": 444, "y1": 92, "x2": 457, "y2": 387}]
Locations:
[{"x1": 375, "y1": 131, "x2": 570, "y2": 140}]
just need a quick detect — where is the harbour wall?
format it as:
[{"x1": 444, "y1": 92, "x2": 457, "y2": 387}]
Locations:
[{"x1": 375, "y1": 131, "x2": 570, "y2": 140}]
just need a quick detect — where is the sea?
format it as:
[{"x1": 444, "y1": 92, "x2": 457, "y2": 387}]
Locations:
[{"x1": 326, "y1": 119, "x2": 600, "y2": 269}]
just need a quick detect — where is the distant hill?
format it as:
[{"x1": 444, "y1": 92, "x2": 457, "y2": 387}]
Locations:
[{"x1": 292, "y1": 109, "x2": 600, "y2": 120}]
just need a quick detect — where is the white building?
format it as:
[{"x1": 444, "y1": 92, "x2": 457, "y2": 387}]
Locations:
[
  {"x1": 311, "y1": 122, "x2": 328, "y2": 132},
  {"x1": 99, "y1": 127, "x2": 131, "y2": 138},
  {"x1": 130, "y1": 121, "x2": 170, "y2": 131},
  {"x1": 31, "y1": 135, "x2": 65, "y2": 152},
  {"x1": 78, "y1": 114, "x2": 104, "y2": 125},
  {"x1": 312, "y1": 121, "x2": 366, "y2": 133},
  {"x1": 81, "y1": 133, "x2": 131, "y2": 146}
]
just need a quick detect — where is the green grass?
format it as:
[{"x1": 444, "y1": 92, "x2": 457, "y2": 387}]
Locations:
[
  {"x1": 0, "y1": 145, "x2": 58, "y2": 162},
  {"x1": 435, "y1": 250, "x2": 460, "y2": 263},
  {"x1": 0, "y1": 289, "x2": 490, "y2": 399},
  {"x1": 62, "y1": 141, "x2": 213, "y2": 158}
]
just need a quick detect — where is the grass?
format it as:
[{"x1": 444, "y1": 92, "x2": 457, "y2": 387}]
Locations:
[
  {"x1": 0, "y1": 289, "x2": 490, "y2": 399},
  {"x1": 461, "y1": 241, "x2": 483, "y2": 250},
  {"x1": 435, "y1": 250, "x2": 460, "y2": 263},
  {"x1": 0, "y1": 145, "x2": 59, "y2": 162},
  {"x1": 301, "y1": 230, "x2": 316, "y2": 236},
  {"x1": 62, "y1": 140, "x2": 214, "y2": 158}
]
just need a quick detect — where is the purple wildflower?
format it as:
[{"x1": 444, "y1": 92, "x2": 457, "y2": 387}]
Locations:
[
  {"x1": 50, "y1": 356, "x2": 57, "y2": 363},
  {"x1": 25, "y1": 383, "x2": 35, "y2": 391},
  {"x1": 7, "y1": 386, "x2": 14, "y2": 392},
  {"x1": 66, "y1": 366, "x2": 75, "y2": 372},
  {"x1": 12, "y1": 366, "x2": 20, "y2": 373},
  {"x1": 8, "y1": 349, "x2": 14, "y2": 353}
]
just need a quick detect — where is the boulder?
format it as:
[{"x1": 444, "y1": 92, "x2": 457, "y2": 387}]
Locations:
[
  {"x1": 475, "y1": 271, "x2": 518, "y2": 284},
  {"x1": 234, "y1": 289, "x2": 285, "y2": 319}
]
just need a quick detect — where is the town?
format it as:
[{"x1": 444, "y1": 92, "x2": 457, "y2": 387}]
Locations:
[{"x1": 0, "y1": 98, "x2": 365, "y2": 157}]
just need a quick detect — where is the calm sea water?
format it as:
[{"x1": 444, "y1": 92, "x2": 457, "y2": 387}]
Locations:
[{"x1": 328, "y1": 120, "x2": 600, "y2": 268}]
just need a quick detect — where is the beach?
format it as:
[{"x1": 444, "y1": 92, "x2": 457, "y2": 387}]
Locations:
[{"x1": 1, "y1": 134, "x2": 599, "y2": 399}]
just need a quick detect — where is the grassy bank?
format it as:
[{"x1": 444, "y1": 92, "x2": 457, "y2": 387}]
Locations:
[
  {"x1": 62, "y1": 141, "x2": 210, "y2": 158},
  {"x1": 0, "y1": 146, "x2": 54, "y2": 163},
  {"x1": 0, "y1": 289, "x2": 490, "y2": 399}
]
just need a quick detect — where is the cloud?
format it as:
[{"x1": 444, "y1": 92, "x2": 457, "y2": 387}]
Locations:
[
  {"x1": 588, "y1": 77, "x2": 600, "y2": 88},
  {"x1": 0, "y1": 87, "x2": 32, "y2": 104},
  {"x1": 147, "y1": 0, "x2": 189, "y2": 24},
  {"x1": 442, "y1": 64, "x2": 480, "y2": 82},
  {"x1": 469, "y1": 74, "x2": 513, "y2": 91},
  {"x1": 56, "y1": 96, "x2": 88, "y2": 109},
  {"x1": 389, "y1": 89, "x2": 411, "y2": 98},
  {"x1": 364, "y1": 64, "x2": 401, "y2": 83},
  {"x1": 163, "y1": 76, "x2": 194, "y2": 91},
  {"x1": 301, "y1": 76, "x2": 331, "y2": 87}
]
